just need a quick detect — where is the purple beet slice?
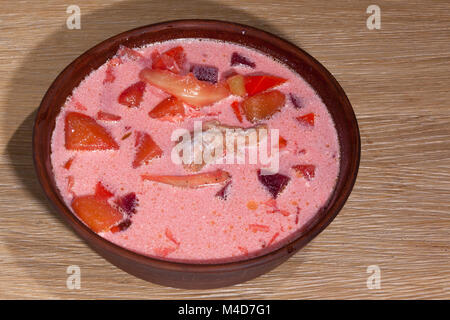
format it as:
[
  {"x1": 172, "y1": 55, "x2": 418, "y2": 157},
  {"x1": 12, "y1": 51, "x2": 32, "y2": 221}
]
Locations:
[
  {"x1": 231, "y1": 52, "x2": 256, "y2": 68},
  {"x1": 257, "y1": 170, "x2": 290, "y2": 198},
  {"x1": 190, "y1": 64, "x2": 219, "y2": 84},
  {"x1": 215, "y1": 181, "x2": 232, "y2": 200},
  {"x1": 116, "y1": 219, "x2": 132, "y2": 232},
  {"x1": 290, "y1": 93, "x2": 304, "y2": 109},
  {"x1": 111, "y1": 218, "x2": 132, "y2": 233},
  {"x1": 115, "y1": 192, "x2": 138, "y2": 216}
]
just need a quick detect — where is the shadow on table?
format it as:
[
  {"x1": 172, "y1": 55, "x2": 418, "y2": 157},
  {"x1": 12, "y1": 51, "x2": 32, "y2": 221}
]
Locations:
[{"x1": 4, "y1": 0, "x2": 303, "y2": 296}]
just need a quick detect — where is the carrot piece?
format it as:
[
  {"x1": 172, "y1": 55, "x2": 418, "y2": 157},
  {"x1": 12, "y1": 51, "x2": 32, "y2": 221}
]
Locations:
[
  {"x1": 267, "y1": 232, "x2": 280, "y2": 246},
  {"x1": 63, "y1": 157, "x2": 74, "y2": 170},
  {"x1": 231, "y1": 101, "x2": 243, "y2": 122},
  {"x1": 249, "y1": 224, "x2": 270, "y2": 233},
  {"x1": 165, "y1": 228, "x2": 180, "y2": 246}
]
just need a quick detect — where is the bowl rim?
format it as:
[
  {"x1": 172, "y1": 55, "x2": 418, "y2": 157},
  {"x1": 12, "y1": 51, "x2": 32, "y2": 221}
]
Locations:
[{"x1": 33, "y1": 19, "x2": 361, "y2": 273}]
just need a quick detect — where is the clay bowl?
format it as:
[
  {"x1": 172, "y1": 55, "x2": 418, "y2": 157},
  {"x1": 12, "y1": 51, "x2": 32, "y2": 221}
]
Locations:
[{"x1": 33, "y1": 19, "x2": 360, "y2": 289}]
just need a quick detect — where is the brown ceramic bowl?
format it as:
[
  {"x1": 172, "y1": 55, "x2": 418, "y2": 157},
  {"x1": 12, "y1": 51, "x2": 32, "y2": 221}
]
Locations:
[{"x1": 33, "y1": 19, "x2": 360, "y2": 289}]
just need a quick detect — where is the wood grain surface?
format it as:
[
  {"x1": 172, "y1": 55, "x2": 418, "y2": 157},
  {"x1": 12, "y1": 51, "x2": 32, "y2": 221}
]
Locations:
[{"x1": 0, "y1": 0, "x2": 449, "y2": 299}]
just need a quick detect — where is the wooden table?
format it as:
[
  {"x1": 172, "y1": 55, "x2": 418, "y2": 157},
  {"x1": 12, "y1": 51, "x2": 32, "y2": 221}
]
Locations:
[{"x1": 1, "y1": 0, "x2": 449, "y2": 299}]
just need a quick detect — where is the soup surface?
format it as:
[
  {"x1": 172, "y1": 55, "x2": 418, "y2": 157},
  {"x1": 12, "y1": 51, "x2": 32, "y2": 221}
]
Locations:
[{"x1": 51, "y1": 39, "x2": 340, "y2": 263}]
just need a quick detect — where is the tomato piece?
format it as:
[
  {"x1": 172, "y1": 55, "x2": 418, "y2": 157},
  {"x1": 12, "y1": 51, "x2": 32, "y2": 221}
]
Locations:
[
  {"x1": 94, "y1": 182, "x2": 114, "y2": 200},
  {"x1": 296, "y1": 113, "x2": 315, "y2": 126},
  {"x1": 244, "y1": 75, "x2": 286, "y2": 96},
  {"x1": 132, "y1": 131, "x2": 163, "y2": 168},
  {"x1": 148, "y1": 96, "x2": 185, "y2": 121},
  {"x1": 241, "y1": 90, "x2": 285, "y2": 123},
  {"x1": 65, "y1": 112, "x2": 119, "y2": 151},
  {"x1": 118, "y1": 81, "x2": 146, "y2": 108},
  {"x1": 71, "y1": 195, "x2": 122, "y2": 233},
  {"x1": 152, "y1": 46, "x2": 186, "y2": 74}
]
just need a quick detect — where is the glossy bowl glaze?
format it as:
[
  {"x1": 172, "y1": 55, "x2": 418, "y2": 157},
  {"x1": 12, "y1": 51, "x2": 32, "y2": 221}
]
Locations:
[{"x1": 33, "y1": 19, "x2": 360, "y2": 289}]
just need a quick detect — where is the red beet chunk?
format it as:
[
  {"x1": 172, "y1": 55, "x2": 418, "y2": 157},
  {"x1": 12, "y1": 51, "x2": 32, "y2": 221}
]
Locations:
[
  {"x1": 111, "y1": 219, "x2": 132, "y2": 233},
  {"x1": 118, "y1": 81, "x2": 146, "y2": 108},
  {"x1": 289, "y1": 93, "x2": 303, "y2": 109},
  {"x1": 190, "y1": 64, "x2": 219, "y2": 84},
  {"x1": 293, "y1": 164, "x2": 316, "y2": 181},
  {"x1": 231, "y1": 52, "x2": 256, "y2": 68},
  {"x1": 215, "y1": 181, "x2": 232, "y2": 200},
  {"x1": 115, "y1": 192, "x2": 138, "y2": 216},
  {"x1": 257, "y1": 170, "x2": 290, "y2": 198}
]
